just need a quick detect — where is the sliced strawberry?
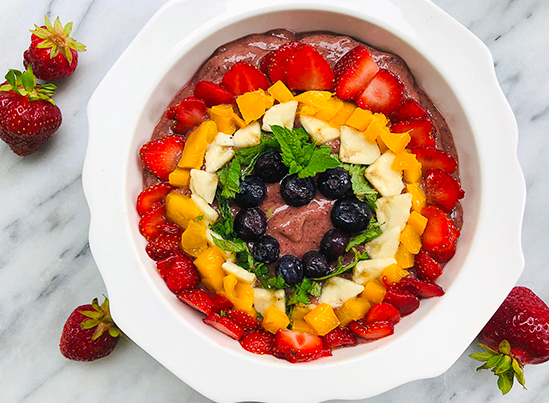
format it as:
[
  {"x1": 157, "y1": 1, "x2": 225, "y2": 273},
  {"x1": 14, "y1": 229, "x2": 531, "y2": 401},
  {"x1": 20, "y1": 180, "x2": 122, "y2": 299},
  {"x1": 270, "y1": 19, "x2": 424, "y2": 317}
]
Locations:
[
  {"x1": 193, "y1": 81, "x2": 235, "y2": 107},
  {"x1": 157, "y1": 254, "x2": 180, "y2": 279},
  {"x1": 203, "y1": 312, "x2": 244, "y2": 340},
  {"x1": 411, "y1": 147, "x2": 457, "y2": 174},
  {"x1": 221, "y1": 62, "x2": 270, "y2": 96},
  {"x1": 383, "y1": 289, "x2": 420, "y2": 316},
  {"x1": 275, "y1": 329, "x2": 323, "y2": 360},
  {"x1": 425, "y1": 169, "x2": 465, "y2": 213},
  {"x1": 285, "y1": 44, "x2": 335, "y2": 91},
  {"x1": 387, "y1": 277, "x2": 445, "y2": 298},
  {"x1": 349, "y1": 320, "x2": 394, "y2": 340},
  {"x1": 334, "y1": 46, "x2": 379, "y2": 100},
  {"x1": 225, "y1": 309, "x2": 259, "y2": 332},
  {"x1": 139, "y1": 135, "x2": 186, "y2": 181},
  {"x1": 139, "y1": 203, "x2": 168, "y2": 240},
  {"x1": 178, "y1": 289, "x2": 213, "y2": 315},
  {"x1": 284, "y1": 345, "x2": 332, "y2": 363},
  {"x1": 421, "y1": 206, "x2": 461, "y2": 262},
  {"x1": 210, "y1": 293, "x2": 233, "y2": 313},
  {"x1": 136, "y1": 183, "x2": 174, "y2": 216},
  {"x1": 322, "y1": 326, "x2": 357, "y2": 348},
  {"x1": 166, "y1": 97, "x2": 207, "y2": 134},
  {"x1": 391, "y1": 119, "x2": 436, "y2": 149},
  {"x1": 163, "y1": 254, "x2": 199, "y2": 294},
  {"x1": 356, "y1": 69, "x2": 404, "y2": 115},
  {"x1": 267, "y1": 41, "x2": 304, "y2": 84},
  {"x1": 415, "y1": 250, "x2": 443, "y2": 281},
  {"x1": 259, "y1": 50, "x2": 276, "y2": 75},
  {"x1": 240, "y1": 329, "x2": 275, "y2": 355},
  {"x1": 364, "y1": 302, "x2": 401, "y2": 325},
  {"x1": 391, "y1": 99, "x2": 428, "y2": 122},
  {"x1": 146, "y1": 228, "x2": 182, "y2": 261}
]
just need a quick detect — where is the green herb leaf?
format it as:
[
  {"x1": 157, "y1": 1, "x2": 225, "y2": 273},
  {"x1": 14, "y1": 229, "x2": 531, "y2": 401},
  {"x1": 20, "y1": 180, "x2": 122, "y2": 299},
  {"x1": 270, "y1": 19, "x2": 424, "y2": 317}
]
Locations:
[
  {"x1": 498, "y1": 371, "x2": 514, "y2": 395},
  {"x1": 211, "y1": 236, "x2": 248, "y2": 253},
  {"x1": 210, "y1": 190, "x2": 234, "y2": 239},
  {"x1": 310, "y1": 281, "x2": 322, "y2": 297},
  {"x1": 346, "y1": 219, "x2": 382, "y2": 251},
  {"x1": 298, "y1": 145, "x2": 339, "y2": 178},
  {"x1": 217, "y1": 159, "x2": 241, "y2": 199},
  {"x1": 315, "y1": 248, "x2": 366, "y2": 281},
  {"x1": 267, "y1": 276, "x2": 287, "y2": 290}
]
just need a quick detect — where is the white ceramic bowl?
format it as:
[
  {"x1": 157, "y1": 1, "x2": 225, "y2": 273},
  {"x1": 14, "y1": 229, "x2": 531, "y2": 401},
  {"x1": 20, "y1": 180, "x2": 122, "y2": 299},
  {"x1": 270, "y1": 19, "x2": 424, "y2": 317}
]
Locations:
[{"x1": 83, "y1": 0, "x2": 525, "y2": 401}]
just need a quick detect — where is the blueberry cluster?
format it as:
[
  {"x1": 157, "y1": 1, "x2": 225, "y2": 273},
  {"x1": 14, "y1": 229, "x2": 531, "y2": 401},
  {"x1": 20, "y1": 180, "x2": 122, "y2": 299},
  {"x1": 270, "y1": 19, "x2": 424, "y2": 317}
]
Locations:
[{"x1": 232, "y1": 152, "x2": 374, "y2": 288}]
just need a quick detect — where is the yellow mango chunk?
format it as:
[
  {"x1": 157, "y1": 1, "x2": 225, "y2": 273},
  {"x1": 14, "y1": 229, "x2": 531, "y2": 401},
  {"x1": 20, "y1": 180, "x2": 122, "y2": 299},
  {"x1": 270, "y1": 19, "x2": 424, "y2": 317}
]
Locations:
[
  {"x1": 363, "y1": 115, "x2": 390, "y2": 143},
  {"x1": 336, "y1": 297, "x2": 371, "y2": 327},
  {"x1": 382, "y1": 263, "x2": 409, "y2": 283},
  {"x1": 314, "y1": 97, "x2": 343, "y2": 122},
  {"x1": 295, "y1": 90, "x2": 332, "y2": 115},
  {"x1": 329, "y1": 101, "x2": 356, "y2": 128},
  {"x1": 268, "y1": 81, "x2": 294, "y2": 103},
  {"x1": 304, "y1": 303, "x2": 340, "y2": 336},
  {"x1": 208, "y1": 105, "x2": 238, "y2": 134},
  {"x1": 392, "y1": 151, "x2": 418, "y2": 171},
  {"x1": 194, "y1": 246, "x2": 226, "y2": 292},
  {"x1": 169, "y1": 167, "x2": 191, "y2": 187},
  {"x1": 236, "y1": 90, "x2": 267, "y2": 124},
  {"x1": 165, "y1": 192, "x2": 202, "y2": 230},
  {"x1": 407, "y1": 183, "x2": 426, "y2": 212},
  {"x1": 262, "y1": 305, "x2": 290, "y2": 334},
  {"x1": 361, "y1": 281, "x2": 386, "y2": 304},
  {"x1": 400, "y1": 224, "x2": 422, "y2": 254},
  {"x1": 376, "y1": 135, "x2": 389, "y2": 154},
  {"x1": 178, "y1": 121, "x2": 217, "y2": 168},
  {"x1": 262, "y1": 90, "x2": 275, "y2": 110},
  {"x1": 223, "y1": 273, "x2": 256, "y2": 317},
  {"x1": 290, "y1": 304, "x2": 312, "y2": 320},
  {"x1": 180, "y1": 220, "x2": 208, "y2": 257},
  {"x1": 379, "y1": 131, "x2": 411, "y2": 154},
  {"x1": 291, "y1": 318, "x2": 316, "y2": 335},
  {"x1": 408, "y1": 211, "x2": 428, "y2": 235},
  {"x1": 346, "y1": 107, "x2": 374, "y2": 132},
  {"x1": 394, "y1": 243, "x2": 415, "y2": 269}
]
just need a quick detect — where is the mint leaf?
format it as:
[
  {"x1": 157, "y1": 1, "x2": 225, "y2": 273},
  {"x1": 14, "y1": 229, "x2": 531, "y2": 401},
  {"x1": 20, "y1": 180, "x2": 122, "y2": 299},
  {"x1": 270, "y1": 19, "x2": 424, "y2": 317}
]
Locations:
[
  {"x1": 211, "y1": 236, "x2": 248, "y2": 253},
  {"x1": 210, "y1": 190, "x2": 233, "y2": 239},
  {"x1": 218, "y1": 159, "x2": 241, "y2": 198},
  {"x1": 299, "y1": 146, "x2": 339, "y2": 178},
  {"x1": 315, "y1": 248, "x2": 367, "y2": 281},
  {"x1": 346, "y1": 219, "x2": 383, "y2": 251},
  {"x1": 234, "y1": 135, "x2": 279, "y2": 166}
]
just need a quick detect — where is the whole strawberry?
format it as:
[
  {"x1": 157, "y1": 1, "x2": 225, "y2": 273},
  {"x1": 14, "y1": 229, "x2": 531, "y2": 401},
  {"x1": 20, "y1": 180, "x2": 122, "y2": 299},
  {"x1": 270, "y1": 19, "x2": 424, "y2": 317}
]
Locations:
[
  {"x1": 470, "y1": 286, "x2": 549, "y2": 394},
  {"x1": 24, "y1": 15, "x2": 86, "y2": 81},
  {"x1": 0, "y1": 67, "x2": 62, "y2": 156},
  {"x1": 60, "y1": 297, "x2": 121, "y2": 362}
]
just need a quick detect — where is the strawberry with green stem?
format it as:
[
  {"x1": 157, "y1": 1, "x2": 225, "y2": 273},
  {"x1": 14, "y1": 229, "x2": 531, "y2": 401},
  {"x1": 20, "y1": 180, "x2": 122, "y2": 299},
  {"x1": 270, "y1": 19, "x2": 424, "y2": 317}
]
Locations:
[{"x1": 24, "y1": 15, "x2": 86, "y2": 81}]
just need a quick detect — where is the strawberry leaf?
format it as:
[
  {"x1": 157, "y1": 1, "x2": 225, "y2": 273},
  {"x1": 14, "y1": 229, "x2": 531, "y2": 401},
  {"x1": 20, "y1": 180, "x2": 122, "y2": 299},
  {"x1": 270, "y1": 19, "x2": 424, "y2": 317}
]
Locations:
[
  {"x1": 498, "y1": 371, "x2": 514, "y2": 395},
  {"x1": 470, "y1": 352, "x2": 494, "y2": 361}
]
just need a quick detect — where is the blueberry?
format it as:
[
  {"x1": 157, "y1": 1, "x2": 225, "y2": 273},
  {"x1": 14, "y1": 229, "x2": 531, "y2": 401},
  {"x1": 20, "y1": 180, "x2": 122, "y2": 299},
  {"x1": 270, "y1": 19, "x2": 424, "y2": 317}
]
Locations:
[
  {"x1": 252, "y1": 235, "x2": 280, "y2": 264},
  {"x1": 317, "y1": 168, "x2": 352, "y2": 199},
  {"x1": 235, "y1": 175, "x2": 267, "y2": 208},
  {"x1": 254, "y1": 151, "x2": 289, "y2": 183},
  {"x1": 276, "y1": 254, "x2": 303, "y2": 286},
  {"x1": 301, "y1": 250, "x2": 331, "y2": 278},
  {"x1": 319, "y1": 228, "x2": 350, "y2": 261},
  {"x1": 330, "y1": 196, "x2": 373, "y2": 234},
  {"x1": 234, "y1": 207, "x2": 267, "y2": 241},
  {"x1": 280, "y1": 174, "x2": 316, "y2": 207}
]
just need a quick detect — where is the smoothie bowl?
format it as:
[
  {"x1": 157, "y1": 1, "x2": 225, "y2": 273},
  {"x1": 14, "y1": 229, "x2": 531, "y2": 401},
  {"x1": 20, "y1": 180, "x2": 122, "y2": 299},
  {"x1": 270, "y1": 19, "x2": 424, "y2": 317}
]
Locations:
[{"x1": 83, "y1": 0, "x2": 525, "y2": 402}]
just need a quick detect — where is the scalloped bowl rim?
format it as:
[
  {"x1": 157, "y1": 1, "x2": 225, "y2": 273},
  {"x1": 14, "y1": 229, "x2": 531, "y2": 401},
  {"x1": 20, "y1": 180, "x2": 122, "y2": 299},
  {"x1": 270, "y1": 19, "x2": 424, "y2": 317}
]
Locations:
[{"x1": 83, "y1": 0, "x2": 525, "y2": 402}]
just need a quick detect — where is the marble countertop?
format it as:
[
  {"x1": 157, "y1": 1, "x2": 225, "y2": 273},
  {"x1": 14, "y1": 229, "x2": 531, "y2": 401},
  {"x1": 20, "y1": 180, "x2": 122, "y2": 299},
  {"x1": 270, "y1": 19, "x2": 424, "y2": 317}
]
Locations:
[{"x1": 1, "y1": 0, "x2": 548, "y2": 402}]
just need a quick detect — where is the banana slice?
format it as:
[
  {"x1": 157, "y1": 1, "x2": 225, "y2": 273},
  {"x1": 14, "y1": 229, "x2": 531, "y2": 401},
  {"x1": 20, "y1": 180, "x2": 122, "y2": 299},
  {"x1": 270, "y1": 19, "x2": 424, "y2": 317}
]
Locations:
[
  {"x1": 190, "y1": 169, "x2": 218, "y2": 204},
  {"x1": 319, "y1": 277, "x2": 364, "y2": 308},
  {"x1": 253, "y1": 288, "x2": 286, "y2": 315},
  {"x1": 299, "y1": 115, "x2": 340, "y2": 144},
  {"x1": 233, "y1": 121, "x2": 261, "y2": 148},
  {"x1": 364, "y1": 225, "x2": 401, "y2": 259},
  {"x1": 353, "y1": 257, "x2": 397, "y2": 285},
  {"x1": 376, "y1": 193, "x2": 413, "y2": 232},
  {"x1": 204, "y1": 143, "x2": 235, "y2": 173},
  {"x1": 365, "y1": 152, "x2": 404, "y2": 197},
  {"x1": 190, "y1": 193, "x2": 219, "y2": 224},
  {"x1": 214, "y1": 132, "x2": 234, "y2": 147},
  {"x1": 222, "y1": 261, "x2": 257, "y2": 285},
  {"x1": 262, "y1": 100, "x2": 298, "y2": 132},
  {"x1": 339, "y1": 125, "x2": 380, "y2": 165}
]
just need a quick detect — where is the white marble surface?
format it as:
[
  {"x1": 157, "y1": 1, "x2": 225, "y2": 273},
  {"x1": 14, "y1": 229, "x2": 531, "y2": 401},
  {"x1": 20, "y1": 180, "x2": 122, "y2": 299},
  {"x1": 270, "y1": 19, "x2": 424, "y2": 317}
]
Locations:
[{"x1": 1, "y1": 0, "x2": 548, "y2": 402}]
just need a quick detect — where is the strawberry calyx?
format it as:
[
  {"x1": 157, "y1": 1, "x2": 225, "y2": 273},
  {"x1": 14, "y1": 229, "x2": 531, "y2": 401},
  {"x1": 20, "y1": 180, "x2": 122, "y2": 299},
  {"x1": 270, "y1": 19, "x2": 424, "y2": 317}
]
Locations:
[
  {"x1": 78, "y1": 297, "x2": 121, "y2": 341},
  {"x1": 31, "y1": 15, "x2": 86, "y2": 64},
  {"x1": 0, "y1": 66, "x2": 57, "y2": 104},
  {"x1": 470, "y1": 340, "x2": 526, "y2": 395}
]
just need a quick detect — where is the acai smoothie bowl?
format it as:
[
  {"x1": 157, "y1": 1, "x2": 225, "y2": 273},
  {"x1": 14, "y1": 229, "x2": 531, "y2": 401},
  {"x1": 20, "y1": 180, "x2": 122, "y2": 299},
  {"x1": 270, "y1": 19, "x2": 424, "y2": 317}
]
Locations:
[{"x1": 83, "y1": 1, "x2": 525, "y2": 402}]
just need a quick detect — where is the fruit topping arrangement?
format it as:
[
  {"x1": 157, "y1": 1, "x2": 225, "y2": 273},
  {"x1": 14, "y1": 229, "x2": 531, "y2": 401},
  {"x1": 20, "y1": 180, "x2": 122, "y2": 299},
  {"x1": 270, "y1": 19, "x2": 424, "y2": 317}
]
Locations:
[
  {"x1": 137, "y1": 36, "x2": 466, "y2": 363},
  {"x1": 0, "y1": 15, "x2": 86, "y2": 156}
]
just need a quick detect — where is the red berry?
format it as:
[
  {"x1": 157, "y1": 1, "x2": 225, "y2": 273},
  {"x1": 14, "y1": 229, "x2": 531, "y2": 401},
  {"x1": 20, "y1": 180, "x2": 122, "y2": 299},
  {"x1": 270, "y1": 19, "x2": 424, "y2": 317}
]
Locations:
[
  {"x1": 139, "y1": 203, "x2": 168, "y2": 241},
  {"x1": 391, "y1": 119, "x2": 436, "y2": 149},
  {"x1": 334, "y1": 46, "x2": 379, "y2": 100},
  {"x1": 390, "y1": 99, "x2": 428, "y2": 122},
  {"x1": 23, "y1": 16, "x2": 86, "y2": 81},
  {"x1": 178, "y1": 289, "x2": 213, "y2": 315},
  {"x1": 356, "y1": 69, "x2": 404, "y2": 115},
  {"x1": 411, "y1": 147, "x2": 457, "y2": 174},
  {"x1": 421, "y1": 206, "x2": 461, "y2": 262},
  {"x1": 259, "y1": 50, "x2": 277, "y2": 75},
  {"x1": 383, "y1": 288, "x2": 420, "y2": 316},
  {"x1": 59, "y1": 297, "x2": 121, "y2": 362},
  {"x1": 364, "y1": 302, "x2": 401, "y2": 325},
  {"x1": 240, "y1": 329, "x2": 275, "y2": 355},
  {"x1": 146, "y1": 229, "x2": 182, "y2": 261},
  {"x1": 221, "y1": 62, "x2": 270, "y2": 95},
  {"x1": 139, "y1": 135, "x2": 186, "y2": 181},
  {"x1": 225, "y1": 309, "x2": 259, "y2": 331},
  {"x1": 415, "y1": 250, "x2": 443, "y2": 281},
  {"x1": 285, "y1": 44, "x2": 335, "y2": 91},
  {"x1": 193, "y1": 81, "x2": 235, "y2": 107},
  {"x1": 424, "y1": 169, "x2": 465, "y2": 213},
  {"x1": 275, "y1": 329, "x2": 323, "y2": 362},
  {"x1": 267, "y1": 41, "x2": 304, "y2": 84},
  {"x1": 210, "y1": 293, "x2": 234, "y2": 313},
  {"x1": 136, "y1": 183, "x2": 174, "y2": 216},
  {"x1": 203, "y1": 312, "x2": 244, "y2": 340},
  {"x1": 163, "y1": 254, "x2": 199, "y2": 293},
  {"x1": 349, "y1": 320, "x2": 394, "y2": 340},
  {"x1": 166, "y1": 97, "x2": 207, "y2": 134},
  {"x1": 387, "y1": 277, "x2": 445, "y2": 298},
  {"x1": 322, "y1": 326, "x2": 357, "y2": 348}
]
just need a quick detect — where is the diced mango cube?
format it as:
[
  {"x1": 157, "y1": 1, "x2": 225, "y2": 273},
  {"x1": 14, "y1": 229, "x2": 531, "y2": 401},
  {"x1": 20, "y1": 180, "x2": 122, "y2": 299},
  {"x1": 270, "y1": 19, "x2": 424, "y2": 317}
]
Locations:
[
  {"x1": 361, "y1": 281, "x2": 386, "y2": 304},
  {"x1": 336, "y1": 297, "x2": 371, "y2": 327},
  {"x1": 303, "y1": 303, "x2": 340, "y2": 336},
  {"x1": 268, "y1": 81, "x2": 294, "y2": 103},
  {"x1": 165, "y1": 192, "x2": 202, "y2": 230},
  {"x1": 315, "y1": 97, "x2": 343, "y2": 122},
  {"x1": 208, "y1": 105, "x2": 238, "y2": 134},
  {"x1": 394, "y1": 243, "x2": 415, "y2": 269},
  {"x1": 236, "y1": 90, "x2": 266, "y2": 124},
  {"x1": 363, "y1": 116, "x2": 390, "y2": 143},
  {"x1": 329, "y1": 101, "x2": 356, "y2": 128},
  {"x1": 408, "y1": 211, "x2": 428, "y2": 235},
  {"x1": 392, "y1": 151, "x2": 418, "y2": 171},
  {"x1": 169, "y1": 167, "x2": 191, "y2": 187},
  {"x1": 407, "y1": 183, "x2": 426, "y2": 212},
  {"x1": 400, "y1": 224, "x2": 422, "y2": 254},
  {"x1": 180, "y1": 220, "x2": 208, "y2": 257},
  {"x1": 382, "y1": 263, "x2": 409, "y2": 283},
  {"x1": 194, "y1": 246, "x2": 226, "y2": 292},
  {"x1": 290, "y1": 304, "x2": 312, "y2": 320},
  {"x1": 178, "y1": 121, "x2": 217, "y2": 168},
  {"x1": 403, "y1": 158, "x2": 423, "y2": 183},
  {"x1": 291, "y1": 318, "x2": 316, "y2": 335},
  {"x1": 376, "y1": 135, "x2": 389, "y2": 153},
  {"x1": 379, "y1": 131, "x2": 411, "y2": 154},
  {"x1": 262, "y1": 305, "x2": 290, "y2": 334},
  {"x1": 223, "y1": 273, "x2": 256, "y2": 317},
  {"x1": 345, "y1": 108, "x2": 374, "y2": 132}
]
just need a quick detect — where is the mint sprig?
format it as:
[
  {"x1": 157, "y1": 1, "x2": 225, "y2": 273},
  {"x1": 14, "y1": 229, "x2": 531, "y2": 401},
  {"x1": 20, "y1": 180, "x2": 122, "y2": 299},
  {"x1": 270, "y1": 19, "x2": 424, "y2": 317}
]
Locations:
[
  {"x1": 346, "y1": 218, "x2": 383, "y2": 251},
  {"x1": 217, "y1": 159, "x2": 241, "y2": 198}
]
